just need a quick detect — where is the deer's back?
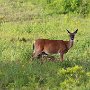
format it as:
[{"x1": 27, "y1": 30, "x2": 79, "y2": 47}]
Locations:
[{"x1": 34, "y1": 39, "x2": 68, "y2": 54}]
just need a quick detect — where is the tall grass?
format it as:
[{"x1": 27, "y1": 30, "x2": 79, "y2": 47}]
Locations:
[{"x1": 0, "y1": 0, "x2": 90, "y2": 89}]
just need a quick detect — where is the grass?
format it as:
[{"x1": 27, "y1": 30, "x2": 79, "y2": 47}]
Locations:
[{"x1": 0, "y1": 0, "x2": 90, "y2": 90}]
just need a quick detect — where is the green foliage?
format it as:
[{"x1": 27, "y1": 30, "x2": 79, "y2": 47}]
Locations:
[
  {"x1": 58, "y1": 65, "x2": 90, "y2": 89},
  {"x1": 46, "y1": 0, "x2": 89, "y2": 16},
  {"x1": 0, "y1": 62, "x2": 90, "y2": 90},
  {"x1": 0, "y1": 0, "x2": 90, "y2": 90}
]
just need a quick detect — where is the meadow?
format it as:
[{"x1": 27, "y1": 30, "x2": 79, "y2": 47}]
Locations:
[{"x1": 0, "y1": 0, "x2": 90, "y2": 90}]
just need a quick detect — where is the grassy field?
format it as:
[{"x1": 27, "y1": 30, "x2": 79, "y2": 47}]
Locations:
[{"x1": 0, "y1": 0, "x2": 90, "y2": 90}]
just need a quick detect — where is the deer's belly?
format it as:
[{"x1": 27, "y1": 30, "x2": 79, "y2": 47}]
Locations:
[{"x1": 43, "y1": 47, "x2": 59, "y2": 54}]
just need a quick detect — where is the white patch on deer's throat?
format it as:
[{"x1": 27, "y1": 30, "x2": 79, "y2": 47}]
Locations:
[{"x1": 68, "y1": 40, "x2": 74, "y2": 49}]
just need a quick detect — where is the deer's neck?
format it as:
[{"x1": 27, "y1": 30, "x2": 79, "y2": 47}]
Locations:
[{"x1": 68, "y1": 40, "x2": 74, "y2": 49}]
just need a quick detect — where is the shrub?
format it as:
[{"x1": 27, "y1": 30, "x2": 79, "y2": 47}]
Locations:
[
  {"x1": 57, "y1": 65, "x2": 90, "y2": 89},
  {"x1": 46, "y1": 0, "x2": 89, "y2": 16}
]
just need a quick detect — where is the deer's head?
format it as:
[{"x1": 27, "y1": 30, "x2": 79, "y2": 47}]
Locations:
[{"x1": 67, "y1": 29, "x2": 78, "y2": 41}]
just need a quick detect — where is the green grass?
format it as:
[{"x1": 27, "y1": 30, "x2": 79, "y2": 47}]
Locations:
[{"x1": 0, "y1": 0, "x2": 90, "y2": 90}]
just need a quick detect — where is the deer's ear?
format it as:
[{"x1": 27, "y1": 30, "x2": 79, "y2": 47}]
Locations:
[
  {"x1": 66, "y1": 29, "x2": 70, "y2": 34},
  {"x1": 74, "y1": 29, "x2": 78, "y2": 34}
]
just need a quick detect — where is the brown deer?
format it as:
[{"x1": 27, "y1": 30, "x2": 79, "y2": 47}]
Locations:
[{"x1": 33, "y1": 29, "x2": 78, "y2": 61}]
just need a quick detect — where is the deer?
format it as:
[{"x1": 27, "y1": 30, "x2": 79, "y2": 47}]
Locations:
[{"x1": 32, "y1": 29, "x2": 78, "y2": 61}]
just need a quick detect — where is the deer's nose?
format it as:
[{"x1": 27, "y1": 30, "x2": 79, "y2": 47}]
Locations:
[{"x1": 71, "y1": 38, "x2": 74, "y2": 40}]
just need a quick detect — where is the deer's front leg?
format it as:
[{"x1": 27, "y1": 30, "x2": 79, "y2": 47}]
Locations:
[{"x1": 60, "y1": 53, "x2": 64, "y2": 62}]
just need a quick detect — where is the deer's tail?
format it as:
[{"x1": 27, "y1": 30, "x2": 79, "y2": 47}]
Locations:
[
  {"x1": 33, "y1": 43, "x2": 34, "y2": 50},
  {"x1": 33, "y1": 41, "x2": 35, "y2": 50}
]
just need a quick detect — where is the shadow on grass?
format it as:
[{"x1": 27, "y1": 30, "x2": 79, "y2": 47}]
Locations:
[{"x1": 0, "y1": 57, "x2": 90, "y2": 89}]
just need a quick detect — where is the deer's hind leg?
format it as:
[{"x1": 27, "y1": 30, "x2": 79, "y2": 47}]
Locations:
[
  {"x1": 32, "y1": 45, "x2": 44, "y2": 59},
  {"x1": 33, "y1": 50, "x2": 42, "y2": 58}
]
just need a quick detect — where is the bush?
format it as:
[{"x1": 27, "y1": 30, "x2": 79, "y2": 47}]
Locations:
[
  {"x1": 57, "y1": 65, "x2": 90, "y2": 89},
  {"x1": 46, "y1": 0, "x2": 89, "y2": 16}
]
